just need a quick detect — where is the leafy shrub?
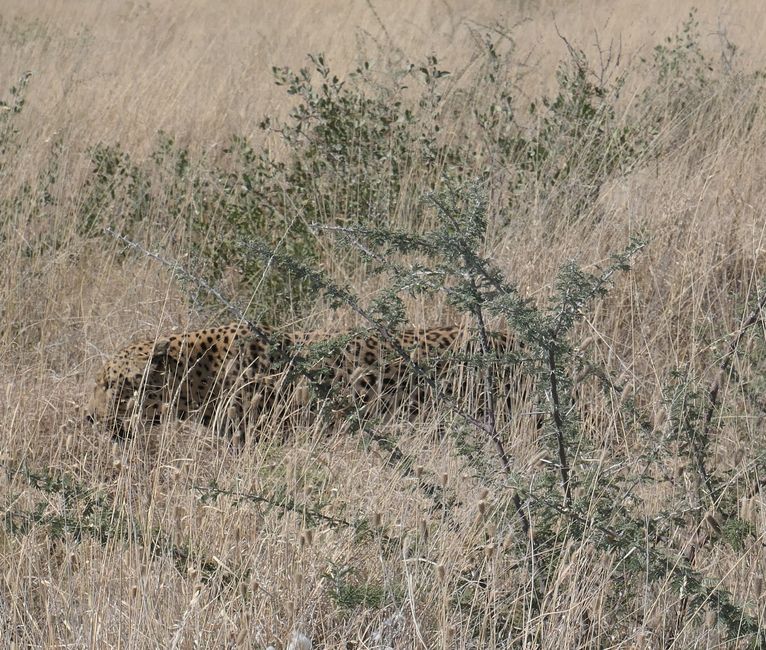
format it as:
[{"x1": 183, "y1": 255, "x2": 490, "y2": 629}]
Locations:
[{"x1": 0, "y1": 71, "x2": 30, "y2": 177}]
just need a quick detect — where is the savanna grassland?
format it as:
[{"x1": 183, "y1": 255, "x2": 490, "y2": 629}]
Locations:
[{"x1": 2, "y1": 1, "x2": 766, "y2": 647}]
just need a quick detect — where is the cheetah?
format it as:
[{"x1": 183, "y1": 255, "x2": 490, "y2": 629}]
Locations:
[{"x1": 86, "y1": 322, "x2": 526, "y2": 439}]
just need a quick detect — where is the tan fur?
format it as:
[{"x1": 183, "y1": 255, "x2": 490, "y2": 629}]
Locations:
[{"x1": 87, "y1": 322, "x2": 517, "y2": 438}]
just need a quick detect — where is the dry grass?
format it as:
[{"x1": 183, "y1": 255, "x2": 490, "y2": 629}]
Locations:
[{"x1": 2, "y1": 1, "x2": 766, "y2": 647}]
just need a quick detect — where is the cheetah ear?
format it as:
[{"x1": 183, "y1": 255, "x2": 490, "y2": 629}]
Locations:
[{"x1": 151, "y1": 340, "x2": 170, "y2": 362}]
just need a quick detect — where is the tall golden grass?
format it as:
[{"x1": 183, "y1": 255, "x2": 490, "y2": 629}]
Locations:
[{"x1": 2, "y1": 1, "x2": 766, "y2": 647}]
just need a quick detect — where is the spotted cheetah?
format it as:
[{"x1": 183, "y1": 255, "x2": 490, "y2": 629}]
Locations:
[{"x1": 86, "y1": 322, "x2": 525, "y2": 439}]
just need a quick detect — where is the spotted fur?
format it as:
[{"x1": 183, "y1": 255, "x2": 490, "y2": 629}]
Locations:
[{"x1": 86, "y1": 322, "x2": 522, "y2": 439}]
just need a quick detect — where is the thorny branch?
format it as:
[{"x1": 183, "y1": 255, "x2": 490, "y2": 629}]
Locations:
[
  {"x1": 105, "y1": 228, "x2": 533, "y2": 536},
  {"x1": 702, "y1": 286, "x2": 766, "y2": 501},
  {"x1": 104, "y1": 227, "x2": 274, "y2": 347},
  {"x1": 547, "y1": 346, "x2": 573, "y2": 508},
  {"x1": 305, "y1": 225, "x2": 532, "y2": 533},
  {"x1": 705, "y1": 287, "x2": 766, "y2": 432}
]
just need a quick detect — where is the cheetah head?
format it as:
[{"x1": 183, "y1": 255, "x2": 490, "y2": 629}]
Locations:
[{"x1": 86, "y1": 339, "x2": 170, "y2": 436}]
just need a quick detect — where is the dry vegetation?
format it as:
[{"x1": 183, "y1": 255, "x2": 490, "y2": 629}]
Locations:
[{"x1": 3, "y1": 1, "x2": 766, "y2": 647}]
